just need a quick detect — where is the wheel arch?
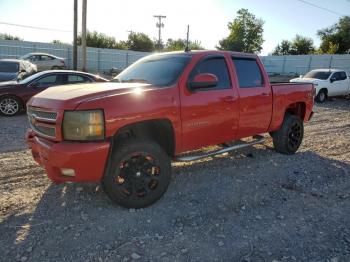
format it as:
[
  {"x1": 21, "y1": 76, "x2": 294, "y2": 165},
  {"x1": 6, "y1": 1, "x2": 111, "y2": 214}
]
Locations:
[
  {"x1": 111, "y1": 118, "x2": 176, "y2": 157},
  {"x1": 285, "y1": 102, "x2": 307, "y2": 121},
  {"x1": 318, "y1": 88, "x2": 328, "y2": 95}
]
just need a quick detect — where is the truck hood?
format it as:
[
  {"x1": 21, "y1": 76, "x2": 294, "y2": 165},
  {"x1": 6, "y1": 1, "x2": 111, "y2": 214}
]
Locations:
[{"x1": 28, "y1": 82, "x2": 152, "y2": 110}]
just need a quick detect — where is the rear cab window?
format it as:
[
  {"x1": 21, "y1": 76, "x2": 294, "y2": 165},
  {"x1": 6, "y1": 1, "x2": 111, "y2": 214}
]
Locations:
[
  {"x1": 188, "y1": 56, "x2": 231, "y2": 90},
  {"x1": 232, "y1": 57, "x2": 263, "y2": 88}
]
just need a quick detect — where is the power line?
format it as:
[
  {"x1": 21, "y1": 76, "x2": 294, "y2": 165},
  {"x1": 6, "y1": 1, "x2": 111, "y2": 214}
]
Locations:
[
  {"x1": 296, "y1": 0, "x2": 345, "y2": 16},
  {"x1": 0, "y1": 21, "x2": 71, "y2": 33}
]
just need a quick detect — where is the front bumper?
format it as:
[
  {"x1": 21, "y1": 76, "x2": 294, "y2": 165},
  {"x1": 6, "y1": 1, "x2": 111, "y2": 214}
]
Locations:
[{"x1": 26, "y1": 129, "x2": 110, "y2": 183}]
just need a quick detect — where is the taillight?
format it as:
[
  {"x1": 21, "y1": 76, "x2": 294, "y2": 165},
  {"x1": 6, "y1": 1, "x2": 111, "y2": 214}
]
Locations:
[{"x1": 312, "y1": 86, "x2": 316, "y2": 96}]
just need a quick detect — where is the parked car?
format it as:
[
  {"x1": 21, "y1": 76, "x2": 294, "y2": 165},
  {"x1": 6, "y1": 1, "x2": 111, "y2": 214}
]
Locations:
[
  {"x1": 290, "y1": 69, "x2": 350, "y2": 102},
  {"x1": 0, "y1": 70, "x2": 107, "y2": 116},
  {"x1": 26, "y1": 51, "x2": 314, "y2": 208},
  {"x1": 0, "y1": 59, "x2": 37, "y2": 82},
  {"x1": 19, "y1": 53, "x2": 66, "y2": 71}
]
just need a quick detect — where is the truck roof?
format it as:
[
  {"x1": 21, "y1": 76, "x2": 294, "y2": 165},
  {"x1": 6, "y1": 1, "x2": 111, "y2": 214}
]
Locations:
[
  {"x1": 150, "y1": 50, "x2": 259, "y2": 59},
  {"x1": 309, "y1": 68, "x2": 346, "y2": 73}
]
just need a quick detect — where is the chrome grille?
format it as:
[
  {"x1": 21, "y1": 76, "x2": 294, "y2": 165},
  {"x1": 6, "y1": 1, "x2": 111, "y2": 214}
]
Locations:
[
  {"x1": 34, "y1": 125, "x2": 56, "y2": 138},
  {"x1": 27, "y1": 107, "x2": 57, "y2": 122},
  {"x1": 27, "y1": 107, "x2": 57, "y2": 139}
]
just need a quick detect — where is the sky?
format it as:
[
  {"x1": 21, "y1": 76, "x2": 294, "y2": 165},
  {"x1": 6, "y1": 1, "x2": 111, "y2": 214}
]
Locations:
[{"x1": 0, "y1": 0, "x2": 349, "y2": 55}]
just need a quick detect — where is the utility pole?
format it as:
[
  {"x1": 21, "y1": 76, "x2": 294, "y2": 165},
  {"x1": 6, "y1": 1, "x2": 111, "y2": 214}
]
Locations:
[
  {"x1": 73, "y1": 0, "x2": 78, "y2": 70},
  {"x1": 153, "y1": 15, "x2": 166, "y2": 50},
  {"x1": 185, "y1": 25, "x2": 190, "y2": 52},
  {"x1": 82, "y1": 0, "x2": 87, "y2": 72}
]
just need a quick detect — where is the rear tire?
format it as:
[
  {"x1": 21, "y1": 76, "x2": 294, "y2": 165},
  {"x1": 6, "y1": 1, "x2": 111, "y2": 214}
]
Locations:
[
  {"x1": 102, "y1": 138, "x2": 171, "y2": 208},
  {"x1": 315, "y1": 89, "x2": 327, "y2": 103},
  {"x1": 272, "y1": 114, "x2": 304, "y2": 154}
]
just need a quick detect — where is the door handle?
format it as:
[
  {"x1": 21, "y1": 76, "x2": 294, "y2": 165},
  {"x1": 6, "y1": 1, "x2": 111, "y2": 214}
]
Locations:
[
  {"x1": 261, "y1": 92, "x2": 269, "y2": 96},
  {"x1": 222, "y1": 96, "x2": 235, "y2": 102}
]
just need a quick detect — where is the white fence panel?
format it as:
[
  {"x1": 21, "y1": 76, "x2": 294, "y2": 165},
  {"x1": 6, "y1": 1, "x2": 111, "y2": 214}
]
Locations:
[{"x1": 0, "y1": 39, "x2": 149, "y2": 72}]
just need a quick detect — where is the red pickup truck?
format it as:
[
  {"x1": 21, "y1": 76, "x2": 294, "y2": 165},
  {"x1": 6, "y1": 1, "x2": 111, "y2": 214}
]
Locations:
[{"x1": 26, "y1": 51, "x2": 314, "y2": 208}]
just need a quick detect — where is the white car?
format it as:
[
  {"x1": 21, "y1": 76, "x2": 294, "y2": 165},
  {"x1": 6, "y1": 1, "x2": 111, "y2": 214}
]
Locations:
[
  {"x1": 290, "y1": 69, "x2": 350, "y2": 103},
  {"x1": 19, "y1": 53, "x2": 66, "y2": 71}
]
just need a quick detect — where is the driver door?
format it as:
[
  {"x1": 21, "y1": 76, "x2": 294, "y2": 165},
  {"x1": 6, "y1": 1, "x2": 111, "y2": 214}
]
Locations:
[{"x1": 179, "y1": 55, "x2": 239, "y2": 151}]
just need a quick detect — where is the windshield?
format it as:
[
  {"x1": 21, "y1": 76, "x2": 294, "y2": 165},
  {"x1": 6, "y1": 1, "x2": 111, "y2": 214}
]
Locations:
[
  {"x1": 19, "y1": 54, "x2": 30, "y2": 60},
  {"x1": 0, "y1": 62, "x2": 19, "y2": 73},
  {"x1": 303, "y1": 71, "x2": 331, "y2": 80},
  {"x1": 113, "y1": 54, "x2": 192, "y2": 86}
]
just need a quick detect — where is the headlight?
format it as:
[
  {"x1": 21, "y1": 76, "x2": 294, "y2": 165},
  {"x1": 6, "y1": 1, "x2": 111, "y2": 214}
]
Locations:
[{"x1": 63, "y1": 110, "x2": 105, "y2": 141}]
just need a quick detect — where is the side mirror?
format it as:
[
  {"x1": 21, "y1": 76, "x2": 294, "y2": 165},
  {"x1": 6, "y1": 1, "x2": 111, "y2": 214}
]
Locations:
[
  {"x1": 330, "y1": 77, "x2": 336, "y2": 83},
  {"x1": 188, "y1": 73, "x2": 218, "y2": 90}
]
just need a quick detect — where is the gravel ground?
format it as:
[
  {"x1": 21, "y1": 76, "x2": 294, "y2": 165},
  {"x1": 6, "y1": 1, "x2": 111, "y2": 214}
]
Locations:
[{"x1": 0, "y1": 98, "x2": 349, "y2": 262}]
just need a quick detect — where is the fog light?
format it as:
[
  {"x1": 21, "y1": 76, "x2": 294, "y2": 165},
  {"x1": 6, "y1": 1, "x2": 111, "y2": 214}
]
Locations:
[{"x1": 60, "y1": 168, "x2": 75, "y2": 177}]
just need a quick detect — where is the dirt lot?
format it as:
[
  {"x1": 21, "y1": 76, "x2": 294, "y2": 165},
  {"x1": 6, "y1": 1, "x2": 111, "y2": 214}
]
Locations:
[{"x1": 0, "y1": 99, "x2": 349, "y2": 262}]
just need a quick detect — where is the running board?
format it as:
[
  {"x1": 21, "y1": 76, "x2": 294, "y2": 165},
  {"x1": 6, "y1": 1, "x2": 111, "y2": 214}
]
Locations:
[{"x1": 175, "y1": 135, "x2": 265, "y2": 162}]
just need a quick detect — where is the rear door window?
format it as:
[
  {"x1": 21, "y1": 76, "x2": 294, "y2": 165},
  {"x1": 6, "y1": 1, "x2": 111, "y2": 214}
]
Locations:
[
  {"x1": 189, "y1": 56, "x2": 231, "y2": 90},
  {"x1": 40, "y1": 55, "x2": 54, "y2": 61},
  {"x1": 232, "y1": 58, "x2": 263, "y2": 88},
  {"x1": 339, "y1": 71, "x2": 347, "y2": 80},
  {"x1": 68, "y1": 74, "x2": 92, "y2": 84}
]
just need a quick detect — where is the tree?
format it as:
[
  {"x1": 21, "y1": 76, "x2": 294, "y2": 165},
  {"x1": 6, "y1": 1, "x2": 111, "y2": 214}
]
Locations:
[
  {"x1": 272, "y1": 35, "x2": 315, "y2": 55},
  {"x1": 52, "y1": 40, "x2": 64, "y2": 45},
  {"x1": 217, "y1": 9, "x2": 264, "y2": 53},
  {"x1": 291, "y1": 35, "x2": 315, "y2": 55},
  {"x1": 164, "y1": 38, "x2": 204, "y2": 51},
  {"x1": 272, "y1": 40, "x2": 292, "y2": 55},
  {"x1": 317, "y1": 16, "x2": 350, "y2": 54},
  {"x1": 0, "y1": 33, "x2": 22, "y2": 41},
  {"x1": 125, "y1": 32, "x2": 155, "y2": 52},
  {"x1": 77, "y1": 31, "x2": 127, "y2": 50}
]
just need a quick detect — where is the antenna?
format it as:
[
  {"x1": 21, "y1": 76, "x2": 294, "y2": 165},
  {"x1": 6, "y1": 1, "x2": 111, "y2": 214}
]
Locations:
[{"x1": 185, "y1": 25, "x2": 190, "y2": 52}]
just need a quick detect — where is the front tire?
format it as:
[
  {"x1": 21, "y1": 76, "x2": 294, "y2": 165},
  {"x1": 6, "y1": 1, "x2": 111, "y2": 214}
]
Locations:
[
  {"x1": 0, "y1": 96, "x2": 22, "y2": 117},
  {"x1": 315, "y1": 89, "x2": 327, "y2": 103},
  {"x1": 272, "y1": 114, "x2": 304, "y2": 154},
  {"x1": 102, "y1": 138, "x2": 171, "y2": 208}
]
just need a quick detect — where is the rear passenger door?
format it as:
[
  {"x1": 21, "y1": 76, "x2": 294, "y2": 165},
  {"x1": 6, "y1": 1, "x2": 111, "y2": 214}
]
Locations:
[
  {"x1": 180, "y1": 55, "x2": 239, "y2": 151},
  {"x1": 231, "y1": 57, "x2": 273, "y2": 138}
]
